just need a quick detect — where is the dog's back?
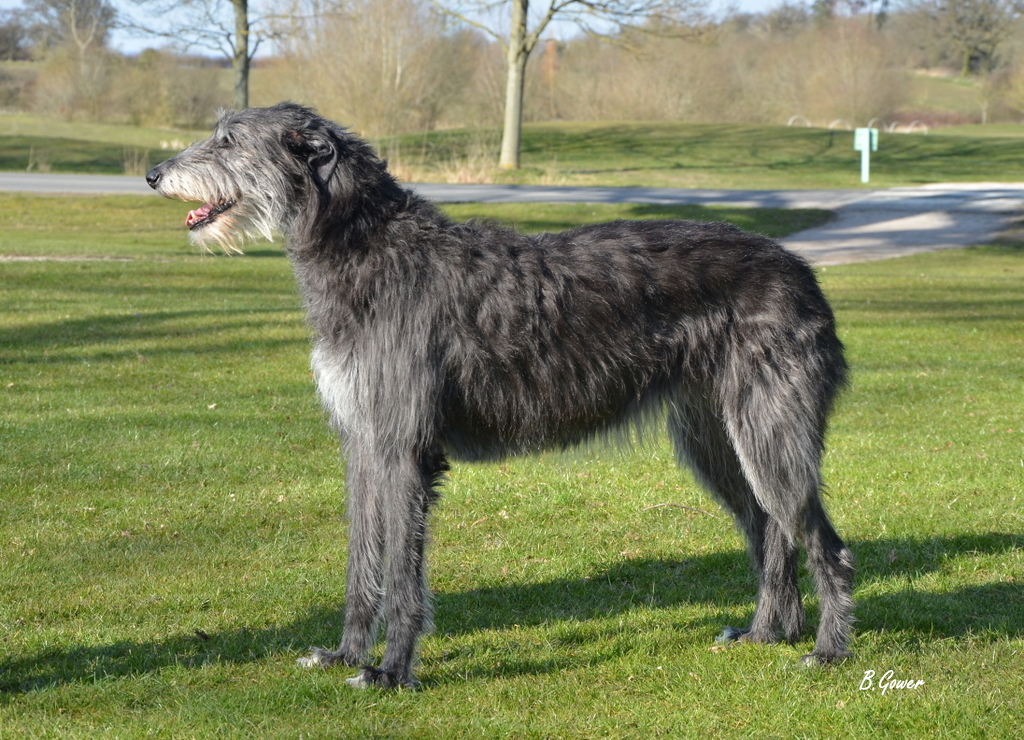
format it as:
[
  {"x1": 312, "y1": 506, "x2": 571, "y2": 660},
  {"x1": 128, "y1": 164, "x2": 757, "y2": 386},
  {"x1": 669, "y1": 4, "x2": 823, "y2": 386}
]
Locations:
[{"x1": 426, "y1": 217, "x2": 844, "y2": 461}]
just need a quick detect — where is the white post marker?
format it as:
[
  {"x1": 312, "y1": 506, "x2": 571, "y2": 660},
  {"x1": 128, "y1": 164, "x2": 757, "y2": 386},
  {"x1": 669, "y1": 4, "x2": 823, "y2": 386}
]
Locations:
[{"x1": 854, "y1": 128, "x2": 879, "y2": 183}]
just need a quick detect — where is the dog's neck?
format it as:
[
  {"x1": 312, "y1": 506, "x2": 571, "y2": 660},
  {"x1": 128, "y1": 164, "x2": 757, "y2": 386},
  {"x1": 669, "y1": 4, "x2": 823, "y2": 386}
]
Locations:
[
  {"x1": 286, "y1": 169, "x2": 410, "y2": 256},
  {"x1": 284, "y1": 181, "x2": 448, "y2": 343}
]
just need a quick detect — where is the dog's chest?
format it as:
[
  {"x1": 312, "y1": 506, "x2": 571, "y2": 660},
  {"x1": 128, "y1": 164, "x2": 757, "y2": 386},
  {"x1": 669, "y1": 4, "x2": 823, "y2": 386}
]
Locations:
[{"x1": 310, "y1": 340, "x2": 364, "y2": 438}]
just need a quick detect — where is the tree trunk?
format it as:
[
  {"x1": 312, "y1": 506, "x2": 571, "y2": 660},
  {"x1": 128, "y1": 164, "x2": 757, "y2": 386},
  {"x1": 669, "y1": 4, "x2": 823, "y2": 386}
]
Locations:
[
  {"x1": 232, "y1": 0, "x2": 250, "y2": 110},
  {"x1": 499, "y1": 0, "x2": 530, "y2": 170}
]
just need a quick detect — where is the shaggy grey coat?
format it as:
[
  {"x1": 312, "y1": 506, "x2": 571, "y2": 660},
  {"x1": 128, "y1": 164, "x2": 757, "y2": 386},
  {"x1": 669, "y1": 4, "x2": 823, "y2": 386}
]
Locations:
[{"x1": 146, "y1": 103, "x2": 854, "y2": 689}]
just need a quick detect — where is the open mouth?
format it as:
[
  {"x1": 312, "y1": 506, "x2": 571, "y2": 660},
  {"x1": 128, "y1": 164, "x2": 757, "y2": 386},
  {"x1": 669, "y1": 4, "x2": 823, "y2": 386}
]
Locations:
[{"x1": 186, "y1": 201, "x2": 235, "y2": 230}]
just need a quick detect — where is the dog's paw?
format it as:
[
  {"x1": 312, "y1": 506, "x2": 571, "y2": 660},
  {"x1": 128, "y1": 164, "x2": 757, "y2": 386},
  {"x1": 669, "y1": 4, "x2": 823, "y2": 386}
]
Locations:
[
  {"x1": 799, "y1": 651, "x2": 851, "y2": 667},
  {"x1": 345, "y1": 665, "x2": 420, "y2": 690},
  {"x1": 297, "y1": 647, "x2": 351, "y2": 669},
  {"x1": 297, "y1": 649, "x2": 324, "y2": 669},
  {"x1": 715, "y1": 626, "x2": 749, "y2": 644}
]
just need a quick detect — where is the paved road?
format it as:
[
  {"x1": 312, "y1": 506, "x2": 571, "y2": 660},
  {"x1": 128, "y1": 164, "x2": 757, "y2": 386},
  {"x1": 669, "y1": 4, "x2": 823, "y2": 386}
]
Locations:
[{"x1": 2, "y1": 173, "x2": 1022, "y2": 265}]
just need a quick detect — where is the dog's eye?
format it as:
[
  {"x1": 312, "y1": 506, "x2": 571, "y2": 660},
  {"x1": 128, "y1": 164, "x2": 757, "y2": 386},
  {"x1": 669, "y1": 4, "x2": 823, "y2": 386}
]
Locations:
[{"x1": 216, "y1": 136, "x2": 234, "y2": 149}]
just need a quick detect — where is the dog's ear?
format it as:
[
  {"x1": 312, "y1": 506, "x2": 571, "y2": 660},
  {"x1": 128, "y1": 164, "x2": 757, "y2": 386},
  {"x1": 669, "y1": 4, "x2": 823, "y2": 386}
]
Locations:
[
  {"x1": 284, "y1": 128, "x2": 339, "y2": 187},
  {"x1": 306, "y1": 130, "x2": 340, "y2": 187}
]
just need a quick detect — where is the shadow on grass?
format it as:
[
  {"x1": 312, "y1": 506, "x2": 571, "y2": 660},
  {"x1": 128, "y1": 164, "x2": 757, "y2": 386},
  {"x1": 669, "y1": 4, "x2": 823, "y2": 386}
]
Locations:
[
  {"x1": 1, "y1": 533, "x2": 1020, "y2": 694},
  {"x1": 0, "y1": 308, "x2": 306, "y2": 365}
]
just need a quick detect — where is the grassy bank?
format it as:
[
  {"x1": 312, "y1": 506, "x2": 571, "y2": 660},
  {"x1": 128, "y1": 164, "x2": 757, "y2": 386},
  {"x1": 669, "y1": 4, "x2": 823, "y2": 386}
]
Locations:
[
  {"x1": 380, "y1": 120, "x2": 1024, "y2": 189},
  {"x1": 1, "y1": 197, "x2": 1021, "y2": 738},
  {"x1": 0, "y1": 114, "x2": 201, "y2": 176},
  {"x1": 0, "y1": 113, "x2": 204, "y2": 149}
]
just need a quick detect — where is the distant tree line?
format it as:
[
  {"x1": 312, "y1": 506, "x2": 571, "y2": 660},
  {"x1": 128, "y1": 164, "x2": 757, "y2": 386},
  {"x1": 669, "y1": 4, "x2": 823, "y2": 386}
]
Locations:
[
  {"x1": 2, "y1": 0, "x2": 1024, "y2": 135},
  {"x1": 0, "y1": 0, "x2": 230, "y2": 125}
]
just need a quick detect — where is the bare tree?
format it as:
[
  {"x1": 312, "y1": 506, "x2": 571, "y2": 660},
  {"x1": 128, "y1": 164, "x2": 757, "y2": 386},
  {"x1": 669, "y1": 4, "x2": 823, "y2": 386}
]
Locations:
[
  {"x1": 429, "y1": 0, "x2": 707, "y2": 169},
  {"x1": 22, "y1": 0, "x2": 118, "y2": 119},
  {"x1": 269, "y1": 0, "x2": 480, "y2": 136},
  {"x1": 903, "y1": 0, "x2": 1018, "y2": 75},
  {"x1": 0, "y1": 9, "x2": 33, "y2": 61},
  {"x1": 125, "y1": 0, "x2": 279, "y2": 109},
  {"x1": 25, "y1": 0, "x2": 115, "y2": 61}
]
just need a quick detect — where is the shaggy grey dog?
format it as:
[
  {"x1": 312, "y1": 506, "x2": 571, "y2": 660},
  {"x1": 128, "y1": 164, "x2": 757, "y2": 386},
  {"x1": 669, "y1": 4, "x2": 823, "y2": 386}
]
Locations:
[{"x1": 146, "y1": 103, "x2": 854, "y2": 689}]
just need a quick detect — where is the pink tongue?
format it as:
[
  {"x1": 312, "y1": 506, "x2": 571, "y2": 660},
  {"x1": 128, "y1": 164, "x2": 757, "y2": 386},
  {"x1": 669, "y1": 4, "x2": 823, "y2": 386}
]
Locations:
[{"x1": 186, "y1": 203, "x2": 214, "y2": 227}]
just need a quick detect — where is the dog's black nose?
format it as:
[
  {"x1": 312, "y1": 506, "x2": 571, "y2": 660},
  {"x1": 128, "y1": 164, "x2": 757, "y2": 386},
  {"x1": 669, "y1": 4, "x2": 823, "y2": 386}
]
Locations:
[{"x1": 145, "y1": 167, "x2": 162, "y2": 189}]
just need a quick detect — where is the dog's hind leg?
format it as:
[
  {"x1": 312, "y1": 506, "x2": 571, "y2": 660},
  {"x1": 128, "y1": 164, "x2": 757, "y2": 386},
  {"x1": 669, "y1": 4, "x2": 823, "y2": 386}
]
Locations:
[
  {"x1": 717, "y1": 367, "x2": 853, "y2": 664},
  {"x1": 748, "y1": 517, "x2": 805, "y2": 644},
  {"x1": 799, "y1": 496, "x2": 855, "y2": 664},
  {"x1": 668, "y1": 392, "x2": 804, "y2": 645}
]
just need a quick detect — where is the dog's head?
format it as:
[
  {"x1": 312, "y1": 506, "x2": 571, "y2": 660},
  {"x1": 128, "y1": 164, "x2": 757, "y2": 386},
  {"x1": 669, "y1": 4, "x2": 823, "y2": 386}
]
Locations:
[{"x1": 146, "y1": 103, "x2": 386, "y2": 253}]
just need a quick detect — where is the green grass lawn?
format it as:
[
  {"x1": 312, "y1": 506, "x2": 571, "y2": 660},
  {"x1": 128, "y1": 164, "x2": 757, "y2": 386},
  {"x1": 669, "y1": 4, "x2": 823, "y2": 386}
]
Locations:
[
  {"x1": 1, "y1": 197, "x2": 1022, "y2": 738},
  {"x1": 5, "y1": 112, "x2": 1024, "y2": 188}
]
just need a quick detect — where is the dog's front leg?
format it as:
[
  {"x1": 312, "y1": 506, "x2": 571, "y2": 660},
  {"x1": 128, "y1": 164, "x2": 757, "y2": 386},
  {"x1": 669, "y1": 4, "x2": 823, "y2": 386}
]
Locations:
[
  {"x1": 299, "y1": 439, "x2": 386, "y2": 670},
  {"x1": 300, "y1": 440, "x2": 435, "y2": 688},
  {"x1": 343, "y1": 444, "x2": 437, "y2": 689}
]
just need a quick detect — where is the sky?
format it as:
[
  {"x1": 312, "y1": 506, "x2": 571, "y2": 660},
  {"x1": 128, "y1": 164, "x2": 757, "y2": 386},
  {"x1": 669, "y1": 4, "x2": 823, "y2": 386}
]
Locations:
[{"x1": 1, "y1": 0, "x2": 788, "y2": 56}]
